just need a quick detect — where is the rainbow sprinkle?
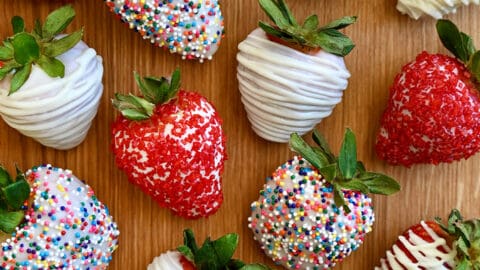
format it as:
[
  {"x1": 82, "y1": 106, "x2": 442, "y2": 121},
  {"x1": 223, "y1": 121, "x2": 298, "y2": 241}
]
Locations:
[
  {"x1": 0, "y1": 165, "x2": 120, "y2": 269},
  {"x1": 104, "y1": 0, "x2": 225, "y2": 62},
  {"x1": 248, "y1": 156, "x2": 374, "y2": 269}
]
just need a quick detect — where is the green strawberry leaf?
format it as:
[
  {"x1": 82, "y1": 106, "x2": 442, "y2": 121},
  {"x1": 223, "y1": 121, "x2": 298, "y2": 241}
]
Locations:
[
  {"x1": 312, "y1": 129, "x2": 335, "y2": 162},
  {"x1": 467, "y1": 51, "x2": 480, "y2": 83},
  {"x1": 319, "y1": 16, "x2": 357, "y2": 30},
  {"x1": 37, "y1": 55, "x2": 65, "y2": 78},
  {"x1": 0, "y1": 166, "x2": 12, "y2": 188},
  {"x1": 339, "y1": 179, "x2": 369, "y2": 194},
  {"x1": 33, "y1": 19, "x2": 43, "y2": 38},
  {"x1": 358, "y1": 172, "x2": 400, "y2": 195},
  {"x1": 314, "y1": 29, "x2": 355, "y2": 56},
  {"x1": 356, "y1": 161, "x2": 366, "y2": 174},
  {"x1": 42, "y1": 5, "x2": 76, "y2": 39},
  {"x1": 258, "y1": 21, "x2": 287, "y2": 38},
  {"x1": 183, "y1": 228, "x2": 199, "y2": 253},
  {"x1": 0, "y1": 46, "x2": 13, "y2": 60},
  {"x1": 227, "y1": 259, "x2": 246, "y2": 269},
  {"x1": 319, "y1": 163, "x2": 337, "y2": 182},
  {"x1": 461, "y1": 33, "x2": 476, "y2": 57},
  {"x1": 211, "y1": 233, "x2": 239, "y2": 266},
  {"x1": 9, "y1": 64, "x2": 32, "y2": 95},
  {"x1": 11, "y1": 16, "x2": 25, "y2": 34},
  {"x1": 43, "y1": 28, "x2": 84, "y2": 57},
  {"x1": 258, "y1": 0, "x2": 290, "y2": 29},
  {"x1": 194, "y1": 238, "x2": 219, "y2": 269},
  {"x1": 290, "y1": 133, "x2": 329, "y2": 169},
  {"x1": 112, "y1": 93, "x2": 154, "y2": 121},
  {"x1": 332, "y1": 184, "x2": 350, "y2": 213},
  {"x1": 168, "y1": 68, "x2": 181, "y2": 100},
  {"x1": 0, "y1": 60, "x2": 21, "y2": 81},
  {"x1": 0, "y1": 208, "x2": 24, "y2": 234},
  {"x1": 436, "y1": 19, "x2": 470, "y2": 63},
  {"x1": 177, "y1": 245, "x2": 195, "y2": 262},
  {"x1": 2, "y1": 179, "x2": 30, "y2": 210},
  {"x1": 338, "y1": 128, "x2": 357, "y2": 179},
  {"x1": 11, "y1": 33, "x2": 40, "y2": 65},
  {"x1": 277, "y1": 0, "x2": 298, "y2": 26},
  {"x1": 303, "y1": 15, "x2": 319, "y2": 33}
]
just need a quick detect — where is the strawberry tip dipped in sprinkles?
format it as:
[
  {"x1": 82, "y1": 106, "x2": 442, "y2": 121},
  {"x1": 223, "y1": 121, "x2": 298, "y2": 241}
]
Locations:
[
  {"x1": 104, "y1": 0, "x2": 225, "y2": 62},
  {"x1": 0, "y1": 165, "x2": 120, "y2": 269}
]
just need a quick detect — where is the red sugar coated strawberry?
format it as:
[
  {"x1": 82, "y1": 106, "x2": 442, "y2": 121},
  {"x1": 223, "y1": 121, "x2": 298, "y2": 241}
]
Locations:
[
  {"x1": 376, "y1": 20, "x2": 480, "y2": 166},
  {"x1": 112, "y1": 69, "x2": 226, "y2": 218},
  {"x1": 375, "y1": 209, "x2": 480, "y2": 269}
]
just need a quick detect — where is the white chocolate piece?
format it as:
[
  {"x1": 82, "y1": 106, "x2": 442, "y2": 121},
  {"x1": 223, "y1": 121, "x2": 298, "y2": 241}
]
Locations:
[
  {"x1": 375, "y1": 221, "x2": 456, "y2": 269},
  {"x1": 397, "y1": 0, "x2": 480, "y2": 19},
  {"x1": 237, "y1": 28, "x2": 350, "y2": 143},
  {"x1": 0, "y1": 39, "x2": 103, "y2": 150},
  {"x1": 148, "y1": 251, "x2": 184, "y2": 270}
]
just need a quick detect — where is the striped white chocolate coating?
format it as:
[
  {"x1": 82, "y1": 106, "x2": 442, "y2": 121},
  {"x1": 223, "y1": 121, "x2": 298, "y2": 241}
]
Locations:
[
  {"x1": 397, "y1": 0, "x2": 480, "y2": 19},
  {"x1": 0, "y1": 39, "x2": 103, "y2": 150},
  {"x1": 375, "y1": 221, "x2": 456, "y2": 270},
  {"x1": 237, "y1": 28, "x2": 350, "y2": 143},
  {"x1": 148, "y1": 251, "x2": 184, "y2": 270}
]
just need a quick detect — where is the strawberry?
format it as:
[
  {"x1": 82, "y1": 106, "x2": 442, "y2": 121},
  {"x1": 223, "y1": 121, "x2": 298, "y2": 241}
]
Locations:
[
  {"x1": 104, "y1": 0, "x2": 225, "y2": 62},
  {"x1": 397, "y1": 0, "x2": 479, "y2": 19},
  {"x1": 237, "y1": 0, "x2": 356, "y2": 143},
  {"x1": 0, "y1": 164, "x2": 120, "y2": 269},
  {"x1": 376, "y1": 209, "x2": 480, "y2": 269},
  {"x1": 0, "y1": 5, "x2": 104, "y2": 150},
  {"x1": 248, "y1": 129, "x2": 400, "y2": 269},
  {"x1": 376, "y1": 19, "x2": 480, "y2": 166},
  {"x1": 112, "y1": 69, "x2": 226, "y2": 219},
  {"x1": 148, "y1": 229, "x2": 270, "y2": 270}
]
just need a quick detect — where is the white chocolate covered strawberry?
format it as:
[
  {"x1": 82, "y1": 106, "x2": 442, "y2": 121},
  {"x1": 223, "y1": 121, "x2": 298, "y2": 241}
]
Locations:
[
  {"x1": 237, "y1": 0, "x2": 355, "y2": 143},
  {"x1": 0, "y1": 6, "x2": 103, "y2": 150},
  {"x1": 104, "y1": 0, "x2": 224, "y2": 62},
  {"x1": 397, "y1": 0, "x2": 479, "y2": 19},
  {"x1": 148, "y1": 229, "x2": 269, "y2": 270},
  {"x1": 0, "y1": 164, "x2": 120, "y2": 269}
]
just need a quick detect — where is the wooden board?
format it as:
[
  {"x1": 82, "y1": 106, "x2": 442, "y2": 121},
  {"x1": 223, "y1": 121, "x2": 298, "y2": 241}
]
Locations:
[{"x1": 0, "y1": 0, "x2": 479, "y2": 269}]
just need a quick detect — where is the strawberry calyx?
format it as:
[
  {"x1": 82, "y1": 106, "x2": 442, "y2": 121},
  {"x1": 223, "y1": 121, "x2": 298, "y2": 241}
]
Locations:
[
  {"x1": 0, "y1": 5, "x2": 83, "y2": 95},
  {"x1": 436, "y1": 209, "x2": 480, "y2": 268},
  {"x1": 176, "y1": 229, "x2": 270, "y2": 270},
  {"x1": 437, "y1": 19, "x2": 480, "y2": 86},
  {"x1": 112, "y1": 68, "x2": 181, "y2": 121},
  {"x1": 289, "y1": 129, "x2": 400, "y2": 212},
  {"x1": 258, "y1": 0, "x2": 356, "y2": 56},
  {"x1": 0, "y1": 165, "x2": 30, "y2": 234}
]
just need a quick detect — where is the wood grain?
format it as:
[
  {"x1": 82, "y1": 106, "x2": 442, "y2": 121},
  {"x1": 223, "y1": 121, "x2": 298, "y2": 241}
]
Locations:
[{"x1": 0, "y1": 0, "x2": 480, "y2": 269}]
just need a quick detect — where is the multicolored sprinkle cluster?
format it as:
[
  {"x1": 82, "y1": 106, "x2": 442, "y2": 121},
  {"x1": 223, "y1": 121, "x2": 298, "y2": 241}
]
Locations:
[
  {"x1": 105, "y1": 0, "x2": 225, "y2": 62},
  {"x1": 0, "y1": 165, "x2": 120, "y2": 269},
  {"x1": 248, "y1": 156, "x2": 374, "y2": 270}
]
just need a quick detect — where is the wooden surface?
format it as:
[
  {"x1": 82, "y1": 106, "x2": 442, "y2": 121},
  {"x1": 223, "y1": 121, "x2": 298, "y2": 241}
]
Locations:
[{"x1": 0, "y1": 0, "x2": 480, "y2": 269}]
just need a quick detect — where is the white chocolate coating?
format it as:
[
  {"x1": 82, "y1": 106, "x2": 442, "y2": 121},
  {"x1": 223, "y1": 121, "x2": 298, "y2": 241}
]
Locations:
[
  {"x1": 0, "y1": 39, "x2": 103, "y2": 150},
  {"x1": 375, "y1": 221, "x2": 456, "y2": 269},
  {"x1": 237, "y1": 28, "x2": 350, "y2": 143},
  {"x1": 397, "y1": 0, "x2": 480, "y2": 19},
  {"x1": 148, "y1": 251, "x2": 184, "y2": 270},
  {"x1": 105, "y1": 0, "x2": 224, "y2": 62},
  {"x1": 0, "y1": 164, "x2": 120, "y2": 269}
]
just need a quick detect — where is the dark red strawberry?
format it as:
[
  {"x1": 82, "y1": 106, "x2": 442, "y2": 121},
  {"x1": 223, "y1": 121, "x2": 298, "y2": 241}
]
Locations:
[
  {"x1": 111, "y1": 69, "x2": 226, "y2": 219},
  {"x1": 376, "y1": 19, "x2": 480, "y2": 166},
  {"x1": 376, "y1": 209, "x2": 480, "y2": 269}
]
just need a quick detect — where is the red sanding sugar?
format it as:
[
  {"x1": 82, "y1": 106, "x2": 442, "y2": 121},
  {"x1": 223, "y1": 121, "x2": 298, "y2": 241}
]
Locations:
[{"x1": 376, "y1": 52, "x2": 480, "y2": 166}]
